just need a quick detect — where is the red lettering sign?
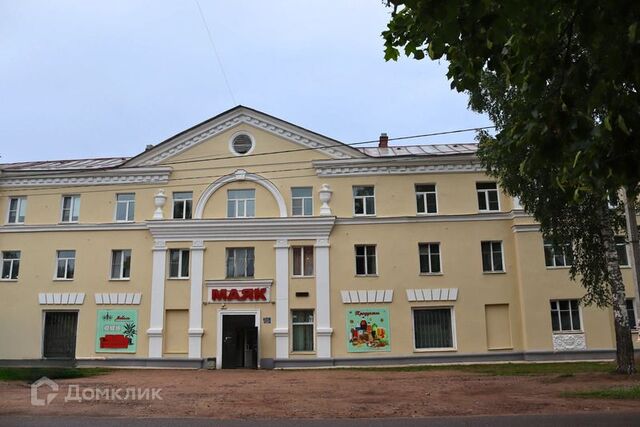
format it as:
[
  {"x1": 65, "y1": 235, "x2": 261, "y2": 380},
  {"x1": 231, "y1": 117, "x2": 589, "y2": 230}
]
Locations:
[{"x1": 210, "y1": 288, "x2": 268, "y2": 302}]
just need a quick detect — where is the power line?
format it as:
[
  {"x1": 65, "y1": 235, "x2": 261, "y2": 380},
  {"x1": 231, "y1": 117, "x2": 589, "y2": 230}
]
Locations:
[{"x1": 194, "y1": 0, "x2": 237, "y2": 105}]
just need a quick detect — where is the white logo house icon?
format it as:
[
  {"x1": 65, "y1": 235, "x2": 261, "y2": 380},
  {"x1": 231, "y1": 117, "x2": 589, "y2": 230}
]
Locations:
[{"x1": 31, "y1": 376, "x2": 59, "y2": 406}]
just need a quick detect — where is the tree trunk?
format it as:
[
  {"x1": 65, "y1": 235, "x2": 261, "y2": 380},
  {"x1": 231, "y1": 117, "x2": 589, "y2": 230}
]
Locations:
[
  {"x1": 623, "y1": 186, "x2": 640, "y2": 330},
  {"x1": 601, "y1": 205, "x2": 636, "y2": 374}
]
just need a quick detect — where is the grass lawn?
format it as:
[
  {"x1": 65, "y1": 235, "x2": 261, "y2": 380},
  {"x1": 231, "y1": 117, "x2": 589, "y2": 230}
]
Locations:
[
  {"x1": 563, "y1": 385, "x2": 640, "y2": 399},
  {"x1": 0, "y1": 367, "x2": 110, "y2": 383},
  {"x1": 348, "y1": 361, "x2": 618, "y2": 376}
]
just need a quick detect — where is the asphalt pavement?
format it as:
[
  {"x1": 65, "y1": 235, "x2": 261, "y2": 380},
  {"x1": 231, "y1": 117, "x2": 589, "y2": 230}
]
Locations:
[{"x1": 1, "y1": 412, "x2": 640, "y2": 427}]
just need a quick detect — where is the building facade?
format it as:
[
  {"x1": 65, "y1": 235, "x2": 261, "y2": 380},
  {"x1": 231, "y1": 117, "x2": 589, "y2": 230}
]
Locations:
[{"x1": 1, "y1": 106, "x2": 638, "y2": 369}]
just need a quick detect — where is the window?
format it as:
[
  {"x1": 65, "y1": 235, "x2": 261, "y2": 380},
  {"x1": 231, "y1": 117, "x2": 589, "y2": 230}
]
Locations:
[
  {"x1": 355, "y1": 245, "x2": 377, "y2": 275},
  {"x1": 111, "y1": 250, "x2": 131, "y2": 280},
  {"x1": 55, "y1": 250, "x2": 76, "y2": 280},
  {"x1": 7, "y1": 197, "x2": 26, "y2": 224},
  {"x1": 476, "y1": 182, "x2": 499, "y2": 211},
  {"x1": 1, "y1": 251, "x2": 20, "y2": 280},
  {"x1": 481, "y1": 241, "x2": 504, "y2": 272},
  {"x1": 353, "y1": 186, "x2": 375, "y2": 216},
  {"x1": 550, "y1": 300, "x2": 581, "y2": 332},
  {"x1": 615, "y1": 236, "x2": 629, "y2": 266},
  {"x1": 172, "y1": 192, "x2": 192, "y2": 219},
  {"x1": 61, "y1": 195, "x2": 80, "y2": 222},
  {"x1": 543, "y1": 240, "x2": 573, "y2": 267},
  {"x1": 226, "y1": 248, "x2": 255, "y2": 278},
  {"x1": 115, "y1": 193, "x2": 135, "y2": 222},
  {"x1": 413, "y1": 308, "x2": 454, "y2": 349},
  {"x1": 230, "y1": 133, "x2": 254, "y2": 155},
  {"x1": 419, "y1": 243, "x2": 441, "y2": 274},
  {"x1": 292, "y1": 187, "x2": 313, "y2": 216},
  {"x1": 415, "y1": 184, "x2": 437, "y2": 214},
  {"x1": 292, "y1": 310, "x2": 314, "y2": 352},
  {"x1": 627, "y1": 299, "x2": 638, "y2": 331},
  {"x1": 292, "y1": 246, "x2": 314, "y2": 277},
  {"x1": 169, "y1": 249, "x2": 190, "y2": 278},
  {"x1": 227, "y1": 189, "x2": 255, "y2": 218}
]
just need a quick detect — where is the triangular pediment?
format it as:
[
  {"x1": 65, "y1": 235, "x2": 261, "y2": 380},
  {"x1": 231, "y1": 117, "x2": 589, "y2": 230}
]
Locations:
[{"x1": 123, "y1": 106, "x2": 366, "y2": 167}]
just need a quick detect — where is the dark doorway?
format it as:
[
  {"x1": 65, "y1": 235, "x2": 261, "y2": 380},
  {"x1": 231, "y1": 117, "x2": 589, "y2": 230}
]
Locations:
[
  {"x1": 43, "y1": 311, "x2": 78, "y2": 359},
  {"x1": 221, "y1": 314, "x2": 258, "y2": 369}
]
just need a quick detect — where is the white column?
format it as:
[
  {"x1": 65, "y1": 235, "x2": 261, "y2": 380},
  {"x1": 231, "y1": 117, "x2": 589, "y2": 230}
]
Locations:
[
  {"x1": 315, "y1": 238, "x2": 333, "y2": 358},
  {"x1": 147, "y1": 239, "x2": 167, "y2": 358},
  {"x1": 274, "y1": 239, "x2": 290, "y2": 359},
  {"x1": 188, "y1": 240, "x2": 205, "y2": 358}
]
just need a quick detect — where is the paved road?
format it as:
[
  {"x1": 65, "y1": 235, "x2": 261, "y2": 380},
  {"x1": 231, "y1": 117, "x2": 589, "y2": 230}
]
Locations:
[{"x1": 1, "y1": 413, "x2": 640, "y2": 427}]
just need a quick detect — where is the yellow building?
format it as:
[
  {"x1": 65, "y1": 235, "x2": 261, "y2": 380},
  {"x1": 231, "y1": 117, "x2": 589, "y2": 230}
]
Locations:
[{"x1": 0, "y1": 106, "x2": 638, "y2": 368}]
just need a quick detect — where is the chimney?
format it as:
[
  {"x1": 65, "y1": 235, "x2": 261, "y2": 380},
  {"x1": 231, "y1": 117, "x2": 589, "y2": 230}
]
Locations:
[
  {"x1": 145, "y1": 144, "x2": 154, "y2": 151},
  {"x1": 379, "y1": 132, "x2": 389, "y2": 148}
]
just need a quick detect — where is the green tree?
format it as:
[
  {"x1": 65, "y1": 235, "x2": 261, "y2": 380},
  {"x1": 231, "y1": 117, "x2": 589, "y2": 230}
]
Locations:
[{"x1": 383, "y1": 1, "x2": 640, "y2": 372}]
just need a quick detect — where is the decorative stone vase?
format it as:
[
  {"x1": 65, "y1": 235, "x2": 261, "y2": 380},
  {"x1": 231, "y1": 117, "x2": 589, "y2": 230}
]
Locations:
[
  {"x1": 153, "y1": 189, "x2": 167, "y2": 220},
  {"x1": 318, "y1": 184, "x2": 333, "y2": 216}
]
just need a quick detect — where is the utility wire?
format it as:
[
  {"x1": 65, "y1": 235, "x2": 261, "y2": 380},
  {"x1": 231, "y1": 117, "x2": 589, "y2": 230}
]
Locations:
[{"x1": 194, "y1": 0, "x2": 237, "y2": 105}]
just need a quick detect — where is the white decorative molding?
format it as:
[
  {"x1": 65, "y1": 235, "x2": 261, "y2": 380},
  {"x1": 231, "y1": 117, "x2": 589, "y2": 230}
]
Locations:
[
  {"x1": 406, "y1": 288, "x2": 458, "y2": 302},
  {"x1": 512, "y1": 224, "x2": 541, "y2": 233},
  {"x1": 337, "y1": 212, "x2": 528, "y2": 226},
  {"x1": 124, "y1": 109, "x2": 362, "y2": 167},
  {"x1": 38, "y1": 293, "x2": 85, "y2": 305},
  {"x1": 0, "y1": 167, "x2": 171, "y2": 188},
  {"x1": 314, "y1": 158, "x2": 483, "y2": 177},
  {"x1": 315, "y1": 238, "x2": 332, "y2": 358},
  {"x1": 275, "y1": 240, "x2": 290, "y2": 359},
  {"x1": 552, "y1": 333, "x2": 587, "y2": 351},
  {"x1": 94, "y1": 293, "x2": 141, "y2": 305},
  {"x1": 146, "y1": 217, "x2": 335, "y2": 242},
  {"x1": 341, "y1": 290, "x2": 393, "y2": 304},
  {"x1": 193, "y1": 169, "x2": 287, "y2": 218},
  {"x1": 0, "y1": 223, "x2": 147, "y2": 233}
]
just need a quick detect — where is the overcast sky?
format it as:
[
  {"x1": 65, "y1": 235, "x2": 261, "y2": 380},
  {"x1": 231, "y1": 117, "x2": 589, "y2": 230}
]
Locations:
[{"x1": 0, "y1": 1, "x2": 490, "y2": 163}]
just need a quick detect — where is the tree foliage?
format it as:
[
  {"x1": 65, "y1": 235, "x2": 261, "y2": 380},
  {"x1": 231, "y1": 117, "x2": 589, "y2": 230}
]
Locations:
[{"x1": 383, "y1": 0, "x2": 640, "y2": 372}]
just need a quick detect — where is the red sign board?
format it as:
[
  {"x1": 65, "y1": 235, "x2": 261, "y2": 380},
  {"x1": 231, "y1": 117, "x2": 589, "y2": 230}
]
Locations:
[{"x1": 211, "y1": 288, "x2": 268, "y2": 302}]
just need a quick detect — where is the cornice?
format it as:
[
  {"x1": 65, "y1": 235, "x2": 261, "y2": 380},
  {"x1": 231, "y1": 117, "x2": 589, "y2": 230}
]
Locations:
[
  {"x1": 146, "y1": 217, "x2": 336, "y2": 241},
  {"x1": 336, "y1": 211, "x2": 531, "y2": 225},
  {"x1": 126, "y1": 110, "x2": 362, "y2": 167},
  {"x1": 0, "y1": 222, "x2": 148, "y2": 233},
  {"x1": 0, "y1": 167, "x2": 171, "y2": 188},
  {"x1": 313, "y1": 155, "x2": 484, "y2": 177}
]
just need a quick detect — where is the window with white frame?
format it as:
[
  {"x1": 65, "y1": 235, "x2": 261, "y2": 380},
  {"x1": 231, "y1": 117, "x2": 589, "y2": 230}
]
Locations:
[
  {"x1": 415, "y1": 184, "x2": 437, "y2": 214},
  {"x1": 291, "y1": 310, "x2": 314, "y2": 352},
  {"x1": 353, "y1": 186, "x2": 375, "y2": 216},
  {"x1": 626, "y1": 299, "x2": 638, "y2": 330},
  {"x1": 291, "y1": 187, "x2": 313, "y2": 216},
  {"x1": 172, "y1": 192, "x2": 192, "y2": 219},
  {"x1": 111, "y1": 250, "x2": 131, "y2": 280},
  {"x1": 1, "y1": 251, "x2": 20, "y2": 280},
  {"x1": 55, "y1": 250, "x2": 76, "y2": 279},
  {"x1": 543, "y1": 239, "x2": 573, "y2": 267},
  {"x1": 413, "y1": 308, "x2": 454, "y2": 349},
  {"x1": 550, "y1": 300, "x2": 581, "y2": 332},
  {"x1": 292, "y1": 246, "x2": 313, "y2": 277},
  {"x1": 355, "y1": 245, "x2": 377, "y2": 275},
  {"x1": 61, "y1": 195, "x2": 80, "y2": 222},
  {"x1": 615, "y1": 236, "x2": 629, "y2": 266},
  {"x1": 7, "y1": 197, "x2": 26, "y2": 224},
  {"x1": 476, "y1": 182, "x2": 499, "y2": 211},
  {"x1": 227, "y1": 189, "x2": 256, "y2": 218},
  {"x1": 169, "y1": 249, "x2": 190, "y2": 278},
  {"x1": 115, "y1": 193, "x2": 135, "y2": 222},
  {"x1": 419, "y1": 243, "x2": 441, "y2": 274},
  {"x1": 481, "y1": 241, "x2": 504, "y2": 272},
  {"x1": 226, "y1": 247, "x2": 255, "y2": 278}
]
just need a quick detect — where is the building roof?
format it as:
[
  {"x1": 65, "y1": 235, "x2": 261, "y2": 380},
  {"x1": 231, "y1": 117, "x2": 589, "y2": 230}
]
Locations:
[{"x1": 0, "y1": 143, "x2": 478, "y2": 172}]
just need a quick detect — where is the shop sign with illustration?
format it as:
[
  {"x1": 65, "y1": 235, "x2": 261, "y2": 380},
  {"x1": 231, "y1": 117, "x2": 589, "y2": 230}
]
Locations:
[
  {"x1": 95, "y1": 309, "x2": 138, "y2": 353},
  {"x1": 347, "y1": 308, "x2": 390, "y2": 352}
]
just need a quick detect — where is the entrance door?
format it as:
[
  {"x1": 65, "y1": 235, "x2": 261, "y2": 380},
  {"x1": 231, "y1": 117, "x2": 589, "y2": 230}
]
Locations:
[
  {"x1": 221, "y1": 315, "x2": 258, "y2": 369},
  {"x1": 43, "y1": 311, "x2": 78, "y2": 359}
]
